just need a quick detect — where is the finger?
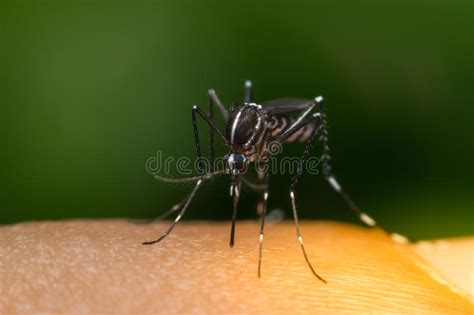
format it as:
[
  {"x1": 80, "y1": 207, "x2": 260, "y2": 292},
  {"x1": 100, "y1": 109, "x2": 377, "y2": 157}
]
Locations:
[
  {"x1": 0, "y1": 220, "x2": 472, "y2": 314},
  {"x1": 412, "y1": 238, "x2": 474, "y2": 297}
]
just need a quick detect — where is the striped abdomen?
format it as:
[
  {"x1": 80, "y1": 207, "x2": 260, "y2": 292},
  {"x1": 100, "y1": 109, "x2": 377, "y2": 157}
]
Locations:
[{"x1": 268, "y1": 115, "x2": 315, "y2": 142}]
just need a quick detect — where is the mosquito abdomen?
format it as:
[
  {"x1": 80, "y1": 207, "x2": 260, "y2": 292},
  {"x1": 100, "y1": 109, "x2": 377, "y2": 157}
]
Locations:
[{"x1": 269, "y1": 116, "x2": 314, "y2": 142}]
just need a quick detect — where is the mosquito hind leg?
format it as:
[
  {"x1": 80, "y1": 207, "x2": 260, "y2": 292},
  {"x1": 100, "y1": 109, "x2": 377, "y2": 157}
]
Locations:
[{"x1": 315, "y1": 99, "x2": 409, "y2": 243}]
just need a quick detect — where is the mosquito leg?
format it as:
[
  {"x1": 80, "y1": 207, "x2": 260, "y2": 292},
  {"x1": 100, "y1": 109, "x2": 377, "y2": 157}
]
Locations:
[
  {"x1": 255, "y1": 162, "x2": 266, "y2": 216},
  {"x1": 315, "y1": 99, "x2": 367, "y2": 221},
  {"x1": 143, "y1": 179, "x2": 205, "y2": 245},
  {"x1": 208, "y1": 91, "x2": 215, "y2": 170},
  {"x1": 207, "y1": 88, "x2": 231, "y2": 170},
  {"x1": 192, "y1": 105, "x2": 228, "y2": 174},
  {"x1": 153, "y1": 202, "x2": 184, "y2": 220},
  {"x1": 229, "y1": 176, "x2": 241, "y2": 247},
  {"x1": 208, "y1": 89, "x2": 229, "y2": 120},
  {"x1": 288, "y1": 121, "x2": 327, "y2": 283},
  {"x1": 244, "y1": 80, "x2": 253, "y2": 103},
  {"x1": 143, "y1": 103, "x2": 227, "y2": 243},
  {"x1": 315, "y1": 100, "x2": 409, "y2": 243},
  {"x1": 144, "y1": 104, "x2": 225, "y2": 223},
  {"x1": 132, "y1": 198, "x2": 186, "y2": 224},
  {"x1": 277, "y1": 97, "x2": 322, "y2": 142},
  {"x1": 257, "y1": 161, "x2": 270, "y2": 277}
]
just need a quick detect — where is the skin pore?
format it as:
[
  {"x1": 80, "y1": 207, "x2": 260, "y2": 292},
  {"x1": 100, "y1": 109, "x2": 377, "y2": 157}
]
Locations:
[{"x1": 1, "y1": 220, "x2": 472, "y2": 314}]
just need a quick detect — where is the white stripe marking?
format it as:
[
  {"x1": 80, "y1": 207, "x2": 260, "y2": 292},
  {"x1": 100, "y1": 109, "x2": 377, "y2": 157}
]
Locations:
[
  {"x1": 286, "y1": 126, "x2": 304, "y2": 142},
  {"x1": 290, "y1": 191, "x2": 295, "y2": 199},
  {"x1": 293, "y1": 112, "x2": 307, "y2": 129},
  {"x1": 360, "y1": 213, "x2": 376, "y2": 227},
  {"x1": 327, "y1": 176, "x2": 341, "y2": 192},
  {"x1": 244, "y1": 114, "x2": 261, "y2": 146},
  {"x1": 280, "y1": 117, "x2": 287, "y2": 130},
  {"x1": 264, "y1": 192, "x2": 269, "y2": 200},
  {"x1": 391, "y1": 233, "x2": 409, "y2": 244},
  {"x1": 175, "y1": 214, "x2": 182, "y2": 222},
  {"x1": 269, "y1": 116, "x2": 278, "y2": 129},
  {"x1": 301, "y1": 126, "x2": 313, "y2": 141},
  {"x1": 272, "y1": 127, "x2": 283, "y2": 137},
  {"x1": 298, "y1": 236, "x2": 303, "y2": 244},
  {"x1": 230, "y1": 108, "x2": 243, "y2": 144},
  {"x1": 245, "y1": 80, "x2": 252, "y2": 88},
  {"x1": 315, "y1": 96, "x2": 323, "y2": 103},
  {"x1": 259, "y1": 234, "x2": 264, "y2": 242}
]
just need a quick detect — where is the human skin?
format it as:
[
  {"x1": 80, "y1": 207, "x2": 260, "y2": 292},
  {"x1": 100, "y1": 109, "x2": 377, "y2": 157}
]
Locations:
[{"x1": 0, "y1": 220, "x2": 472, "y2": 314}]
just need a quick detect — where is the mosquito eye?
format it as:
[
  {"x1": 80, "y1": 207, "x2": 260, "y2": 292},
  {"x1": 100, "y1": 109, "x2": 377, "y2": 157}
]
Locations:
[{"x1": 233, "y1": 154, "x2": 245, "y2": 163}]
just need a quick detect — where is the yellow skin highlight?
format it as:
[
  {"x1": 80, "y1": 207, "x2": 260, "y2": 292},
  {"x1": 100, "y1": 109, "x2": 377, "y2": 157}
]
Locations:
[{"x1": 0, "y1": 220, "x2": 472, "y2": 314}]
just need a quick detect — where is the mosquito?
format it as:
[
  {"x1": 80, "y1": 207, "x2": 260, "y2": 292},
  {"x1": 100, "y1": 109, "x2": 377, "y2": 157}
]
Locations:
[{"x1": 143, "y1": 80, "x2": 408, "y2": 282}]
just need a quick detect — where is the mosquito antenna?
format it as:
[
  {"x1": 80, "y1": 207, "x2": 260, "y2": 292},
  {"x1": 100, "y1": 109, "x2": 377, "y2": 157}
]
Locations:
[{"x1": 154, "y1": 169, "x2": 225, "y2": 184}]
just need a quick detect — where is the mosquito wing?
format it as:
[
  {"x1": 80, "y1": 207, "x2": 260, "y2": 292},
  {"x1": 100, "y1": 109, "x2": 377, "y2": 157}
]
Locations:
[{"x1": 261, "y1": 98, "x2": 313, "y2": 115}]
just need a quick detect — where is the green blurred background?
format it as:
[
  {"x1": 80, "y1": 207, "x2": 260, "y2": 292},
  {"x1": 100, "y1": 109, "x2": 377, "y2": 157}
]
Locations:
[{"x1": 1, "y1": 1, "x2": 473, "y2": 239}]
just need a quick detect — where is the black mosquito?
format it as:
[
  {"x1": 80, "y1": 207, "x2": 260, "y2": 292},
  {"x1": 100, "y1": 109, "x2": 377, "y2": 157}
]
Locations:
[{"x1": 143, "y1": 80, "x2": 408, "y2": 282}]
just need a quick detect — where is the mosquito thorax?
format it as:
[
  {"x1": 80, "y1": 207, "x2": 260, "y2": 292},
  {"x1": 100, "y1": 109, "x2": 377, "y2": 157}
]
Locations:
[{"x1": 226, "y1": 103, "x2": 266, "y2": 150}]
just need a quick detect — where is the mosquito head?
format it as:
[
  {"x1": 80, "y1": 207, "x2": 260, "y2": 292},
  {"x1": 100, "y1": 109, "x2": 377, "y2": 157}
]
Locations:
[{"x1": 224, "y1": 152, "x2": 248, "y2": 175}]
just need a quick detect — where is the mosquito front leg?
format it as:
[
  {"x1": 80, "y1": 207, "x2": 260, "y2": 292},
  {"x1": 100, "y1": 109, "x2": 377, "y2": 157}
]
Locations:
[
  {"x1": 229, "y1": 176, "x2": 242, "y2": 247},
  {"x1": 208, "y1": 89, "x2": 228, "y2": 120},
  {"x1": 137, "y1": 198, "x2": 186, "y2": 223},
  {"x1": 255, "y1": 162, "x2": 266, "y2": 217},
  {"x1": 257, "y1": 160, "x2": 270, "y2": 277},
  {"x1": 143, "y1": 178, "x2": 205, "y2": 245},
  {"x1": 192, "y1": 105, "x2": 228, "y2": 174}
]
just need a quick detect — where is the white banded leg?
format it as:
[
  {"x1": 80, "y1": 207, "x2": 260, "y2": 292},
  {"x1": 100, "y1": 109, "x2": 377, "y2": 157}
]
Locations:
[
  {"x1": 290, "y1": 190, "x2": 327, "y2": 283},
  {"x1": 324, "y1": 174, "x2": 408, "y2": 243},
  {"x1": 257, "y1": 162, "x2": 271, "y2": 277},
  {"x1": 229, "y1": 177, "x2": 241, "y2": 247},
  {"x1": 142, "y1": 179, "x2": 204, "y2": 245},
  {"x1": 287, "y1": 124, "x2": 327, "y2": 282},
  {"x1": 150, "y1": 200, "x2": 185, "y2": 222},
  {"x1": 316, "y1": 100, "x2": 409, "y2": 244}
]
